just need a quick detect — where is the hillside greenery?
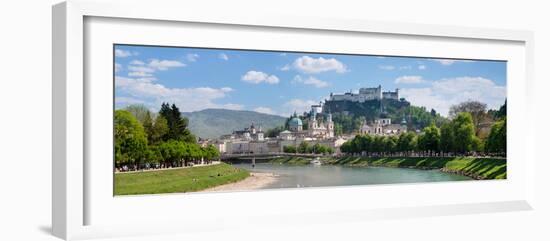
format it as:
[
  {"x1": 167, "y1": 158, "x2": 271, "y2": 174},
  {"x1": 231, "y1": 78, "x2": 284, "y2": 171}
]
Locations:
[
  {"x1": 325, "y1": 156, "x2": 506, "y2": 180},
  {"x1": 322, "y1": 98, "x2": 447, "y2": 133},
  {"x1": 182, "y1": 108, "x2": 287, "y2": 139}
]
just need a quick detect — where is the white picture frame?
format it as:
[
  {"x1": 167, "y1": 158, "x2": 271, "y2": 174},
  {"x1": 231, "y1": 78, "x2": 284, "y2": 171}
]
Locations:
[{"x1": 52, "y1": 0, "x2": 535, "y2": 240}]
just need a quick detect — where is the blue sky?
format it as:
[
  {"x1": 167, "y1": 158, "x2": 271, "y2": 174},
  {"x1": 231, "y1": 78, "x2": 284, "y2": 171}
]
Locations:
[{"x1": 114, "y1": 44, "x2": 506, "y2": 117}]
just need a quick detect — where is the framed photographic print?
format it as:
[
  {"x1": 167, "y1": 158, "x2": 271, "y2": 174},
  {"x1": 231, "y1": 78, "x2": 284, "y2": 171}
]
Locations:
[
  {"x1": 112, "y1": 44, "x2": 507, "y2": 196},
  {"x1": 53, "y1": 0, "x2": 535, "y2": 240}
]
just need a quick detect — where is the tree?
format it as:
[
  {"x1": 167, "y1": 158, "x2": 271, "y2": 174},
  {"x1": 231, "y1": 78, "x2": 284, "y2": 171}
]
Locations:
[
  {"x1": 340, "y1": 141, "x2": 352, "y2": 154},
  {"x1": 298, "y1": 141, "x2": 310, "y2": 153},
  {"x1": 142, "y1": 111, "x2": 154, "y2": 141},
  {"x1": 114, "y1": 110, "x2": 148, "y2": 167},
  {"x1": 452, "y1": 112, "x2": 476, "y2": 154},
  {"x1": 486, "y1": 118, "x2": 506, "y2": 155},
  {"x1": 159, "y1": 103, "x2": 195, "y2": 143},
  {"x1": 489, "y1": 100, "x2": 507, "y2": 120},
  {"x1": 397, "y1": 132, "x2": 417, "y2": 153},
  {"x1": 283, "y1": 145, "x2": 297, "y2": 153},
  {"x1": 449, "y1": 100, "x2": 490, "y2": 135},
  {"x1": 265, "y1": 126, "x2": 285, "y2": 138},
  {"x1": 149, "y1": 115, "x2": 169, "y2": 145},
  {"x1": 418, "y1": 123, "x2": 441, "y2": 153},
  {"x1": 312, "y1": 143, "x2": 324, "y2": 154},
  {"x1": 372, "y1": 136, "x2": 385, "y2": 153},
  {"x1": 124, "y1": 104, "x2": 151, "y2": 124},
  {"x1": 146, "y1": 145, "x2": 163, "y2": 165},
  {"x1": 440, "y1": 122, "x2": 455, "y2": 153},
  {"x1": 384, "y1": 135, "x2": 398, "y2": 153}
]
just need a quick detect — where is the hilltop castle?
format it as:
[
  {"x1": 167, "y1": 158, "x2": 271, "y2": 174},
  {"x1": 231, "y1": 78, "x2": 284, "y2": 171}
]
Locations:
[{"x1": 329, "y1": 85, "x2": 400, "y2": 102}]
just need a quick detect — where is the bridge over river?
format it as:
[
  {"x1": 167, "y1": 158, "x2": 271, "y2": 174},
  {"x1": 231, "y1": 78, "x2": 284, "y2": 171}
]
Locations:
[{"x1": 220, "y1": 152, "x2": 325, "y2": 160}]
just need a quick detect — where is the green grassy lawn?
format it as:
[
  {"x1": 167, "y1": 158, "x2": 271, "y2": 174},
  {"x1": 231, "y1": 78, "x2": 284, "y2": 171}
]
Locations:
[
  {"x1": 267, "y1": 157, "x2": 313, "y2": 165},
  {"x1": 114, "y1": 163, "x2": 250, "y2": 195},
  {"x1": 326, "y1": 156, "x2": 506, "y2": 179}
]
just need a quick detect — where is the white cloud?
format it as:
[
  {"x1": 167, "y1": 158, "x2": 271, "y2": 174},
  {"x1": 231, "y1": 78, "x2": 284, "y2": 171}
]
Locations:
[
  {"x1": 115, "y1": 76, "x2": 237, "y2": 112},
  {"x1": 221, "y1": 103, "x2": 244, "y2": 110},
  {"x1": 115, "y1": 96, "x2": 145, "y2": 107},
  {"x1": 432, "y1": 59, "x2": 474, "y2": 66},
  {"x1": 127, "y1": 65, "x2": 155, "y2": 78},
  {"x1": 254, "y1": 107, "x2": 276, "y2": 115},
  {"x1": 115, "y1": 49, "x2": 134, "y2": 58},
  {"x1": 292, "y1": 56, "x2": 347, "y2": 74},
  {"x1": 282, "y1": 98, "x2": 317, "y2": 116},
  {"x1": 241, "y1": 71, "x2": 280, "y2": 84},
  {"x1": 128, "y1": 71, "x2": 154, "y2": 77},
  {"x1": 395, "y1": 75, "x2": 426, "y2": 84},
  {"x1": 280, "y1": 64, "x2": 290, "y2": 71},
  {"x1": 186, "y1": 53, "x2": 199, "y2": 62},
  {"x1": 279, "y1": 53, "x2": 287, "y2": 56},
  {"x1": 293, "y1": 75, "x2": 329, "y2": 88},
  {"x1": 218, "y1": 53, "x2": 229, "y2": 61},
  {"x1": 115, "y1": 63, "x2": 122, "y2": 72},
  {"x1": 130, "y1": 60, "x2": 145, "y2": 65},
  {"x1": 125, "y1": 59, "x2": 185, "y2": 78},
  {"x1": 148, "y1": 59, "x2": 186, "y2": 70},
  {"x1": 128, "y1": 65, "x2": 155, "y2": 73},
  {"x1": 379, "y1": 65, "x2": 412, "y2": 70},
  {"x1": 400, "y1": 76, "x2": 506, "y2": 116},
  {"x1": 418, "y1": 65, "x2": 426, "y2": 70},
  {"x1": 378, "y1": 65, "x2": 395, "y2": 70}
]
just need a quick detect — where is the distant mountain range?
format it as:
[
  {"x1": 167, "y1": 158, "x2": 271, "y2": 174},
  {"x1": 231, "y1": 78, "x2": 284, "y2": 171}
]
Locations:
[{"x1": 182, "y1": 109, "x2": 287, "y2": 139}]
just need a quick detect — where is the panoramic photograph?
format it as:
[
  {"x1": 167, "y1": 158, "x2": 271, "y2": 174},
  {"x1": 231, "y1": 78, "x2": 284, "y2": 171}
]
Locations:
[{"x1": 113, "y1": 44, "x2": 507, "y2": 196}]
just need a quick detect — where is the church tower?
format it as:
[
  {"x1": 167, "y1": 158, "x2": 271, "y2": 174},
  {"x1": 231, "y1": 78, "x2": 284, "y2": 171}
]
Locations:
[{"x1": 327, "y1": 112, "x2": 334, "y2": 138}]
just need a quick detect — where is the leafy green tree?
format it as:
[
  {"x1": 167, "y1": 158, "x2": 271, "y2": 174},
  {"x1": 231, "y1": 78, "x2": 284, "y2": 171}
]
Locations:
[
  {"x1": 124, "y1": 104, "x2": 151, "y2": 124},
  {"x1": 486, "y1": 118, "x2": 506, "y2": 154},
  {"x1": 146, "y1": 145, "x2": 163, "y2": 165},
  {"x1": 340, "y1": 141, "x2": 352, "y2": 154},
  {"x1": 418, "y1": 123, "x2": 441, "y2": 152},
  {"x1": 298, "y1": 141, "x2": 310, "y2": 153},
  {"x1": 452, "y1": 112, "x2": 476, "y2": 154},
  {"x1": 114, "y1": 110, "x2": 148, "y2": 167},
  {"x1": 449, "y1": 101, "x2": 490, "y2": 136},
  {"x1": 372, "y1": 136, "x2": 385, "y2": 153},
  {"x1": 142, "y1": 111, "x2": 154, "y2": 140},
  {"x1": 397, "y1": 132, "x2": 417, "y2": 153},
  {"x1": 440, "y1": 122, "x2": 455, "y2": 153},
  {"x1": 384, "y1": 135, "x2": 398, "y2": 153},
  {"x1": 149, "y1": 115, "x2": 169, "y2": 144},
  {"x1": 312, "y1": 143, "x2": 328, "y2": 154},
  {"x1": 283, "y1": 145, "x2": 297, "y2": 153}
]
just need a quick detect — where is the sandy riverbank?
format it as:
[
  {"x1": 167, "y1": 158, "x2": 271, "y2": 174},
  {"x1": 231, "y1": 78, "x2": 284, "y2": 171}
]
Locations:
[{"x1": 202, "y1": 172, "x2": 278, "y2": 192}]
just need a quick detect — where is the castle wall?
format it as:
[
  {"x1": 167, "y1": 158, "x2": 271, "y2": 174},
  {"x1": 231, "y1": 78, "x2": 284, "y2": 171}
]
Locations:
[{"x1": 330, "y1": 86, "x2": 400, "y2": 102}]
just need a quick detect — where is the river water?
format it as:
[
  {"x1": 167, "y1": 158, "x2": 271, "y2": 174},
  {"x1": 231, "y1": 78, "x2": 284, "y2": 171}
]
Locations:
[{"x1": 232, "y1": 163, "x2": 472, "y2": 189}]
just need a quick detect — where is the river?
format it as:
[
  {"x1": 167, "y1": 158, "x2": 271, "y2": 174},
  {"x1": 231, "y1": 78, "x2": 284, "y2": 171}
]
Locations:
[{"x1": 231, "y1": 163, "x2": 472, "y2": 189}]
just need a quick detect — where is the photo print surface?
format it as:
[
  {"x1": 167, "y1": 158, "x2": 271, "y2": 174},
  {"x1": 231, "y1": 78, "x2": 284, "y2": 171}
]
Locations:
[{"x1": 114, "y1": 44, "x2": 507, "y2": 196}]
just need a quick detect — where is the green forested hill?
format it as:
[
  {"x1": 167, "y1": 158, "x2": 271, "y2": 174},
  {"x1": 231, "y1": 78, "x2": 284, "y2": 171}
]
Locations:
[
  {"x1": 323, "y1": 98, "x2": 447, "y2": 132},
  {"x1": 182, "y1": 109, "x2": 287, "y2": 139}
]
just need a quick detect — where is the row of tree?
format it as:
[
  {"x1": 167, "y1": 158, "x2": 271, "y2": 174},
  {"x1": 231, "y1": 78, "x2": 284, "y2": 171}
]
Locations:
[
  {"x1": 283, "y1": 142, "x2": 335, "y2": 155},
  {"x1": 115, "y1": 103, "x2": 219, "y2": 170},
  {"x1": 340, "y1": 112, "x2": 506, "y2": 156}
]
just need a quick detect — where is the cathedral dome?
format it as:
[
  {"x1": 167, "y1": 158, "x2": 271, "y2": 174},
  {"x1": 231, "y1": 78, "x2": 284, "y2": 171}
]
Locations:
[{"x1": 289, "y1": 116, "x2": 303, "y2": 127}]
